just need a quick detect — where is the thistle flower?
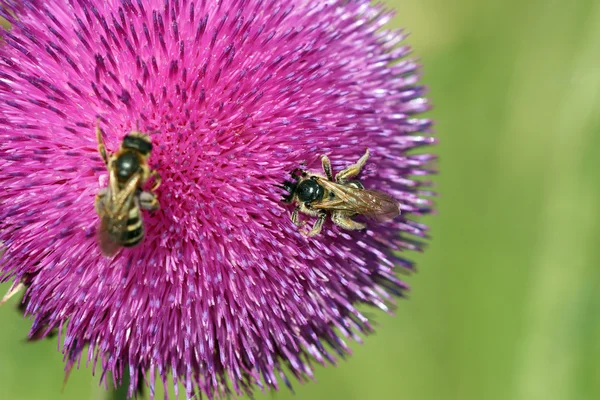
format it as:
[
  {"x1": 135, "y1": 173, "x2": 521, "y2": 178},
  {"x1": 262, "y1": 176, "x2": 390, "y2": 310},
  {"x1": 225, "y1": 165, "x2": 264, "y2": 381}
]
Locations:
[{"x1": 0, "y1": 0, "x2": 435, "y2": 398}]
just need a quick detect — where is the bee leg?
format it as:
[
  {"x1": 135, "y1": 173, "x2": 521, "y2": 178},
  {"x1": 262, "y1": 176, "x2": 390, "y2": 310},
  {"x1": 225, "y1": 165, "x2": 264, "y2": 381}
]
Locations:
[
  {"x1": 149, "y1": 170, "x2": 162, "y2": 191},
  {"x1": 332, "y1": 212, "x2": 366, "y2": 231},
  {"x1": 139, "y1": 191, "x2": 160, "y2": 211},
  {"x1": 95, "y1": 119, "x2": 109, "y2": 166},
  {"x1": 336, "y1": 148, "x2": 370, "y2": 183},
  {"x1": 306, "y1": 211, "x2": 327, "y2": 237},
  {"x1": 321, "y1": 154, "x2": 334, "y2": 181},
  {"x1": 291, "y1": 207, "x2": 305, "y2": 227}
]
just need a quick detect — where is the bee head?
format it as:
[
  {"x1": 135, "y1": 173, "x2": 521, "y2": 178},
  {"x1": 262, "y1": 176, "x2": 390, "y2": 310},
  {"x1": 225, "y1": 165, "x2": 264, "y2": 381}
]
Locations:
[
  {"x1": 281, "y1": 180, "x2": 298, "y2": 203},
  {"x1": 123, "y1": 131, "x2": 153, "y2": 155},
  {"x1": 281, "y1": 167, "x2": 307, "y2": 202}
]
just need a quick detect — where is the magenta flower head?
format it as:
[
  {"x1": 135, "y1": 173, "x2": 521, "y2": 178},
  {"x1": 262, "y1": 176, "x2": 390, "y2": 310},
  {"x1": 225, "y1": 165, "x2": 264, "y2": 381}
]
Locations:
[{"x1": 0, "y1": 0, "x2": 434, "y2": 398}]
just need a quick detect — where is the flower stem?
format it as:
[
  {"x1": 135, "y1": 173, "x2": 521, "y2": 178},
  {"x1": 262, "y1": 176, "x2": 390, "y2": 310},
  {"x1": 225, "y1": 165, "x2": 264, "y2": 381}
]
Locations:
[{"x1": 105, "y1": 370, "x2": 131, "y2": 400}]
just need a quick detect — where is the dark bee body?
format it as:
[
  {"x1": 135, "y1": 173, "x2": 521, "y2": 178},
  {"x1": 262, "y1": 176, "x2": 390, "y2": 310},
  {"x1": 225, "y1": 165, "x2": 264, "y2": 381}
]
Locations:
[
  {"x1": 283, "y1": 149, "x2": 400, "y2": 236},
  {"x1": 94, "y1": 122, "x2": 161, "y2": 256}
]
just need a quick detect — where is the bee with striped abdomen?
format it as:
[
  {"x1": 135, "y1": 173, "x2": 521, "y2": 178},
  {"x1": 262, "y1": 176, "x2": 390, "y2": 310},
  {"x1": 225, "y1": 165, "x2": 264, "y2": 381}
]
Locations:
[
  {"x1": 94, "y1": 121, "x2": 161, "y2": 256},
  {"x1": 282, "y1": 149, "x2": 401, "y2": 237}
]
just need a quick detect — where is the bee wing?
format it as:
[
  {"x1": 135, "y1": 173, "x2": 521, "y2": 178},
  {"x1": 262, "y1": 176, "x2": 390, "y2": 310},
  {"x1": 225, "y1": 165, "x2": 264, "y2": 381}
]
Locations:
[
  {"x1": 97, "y1": 194, "x2": 129, "y2": 256},
  {"x1": 312, "y1": 179, "x2": 401, "y2": 221},
  {"x1": 98, "y1": 214, "x2": 125, "y2": 256},
  {"x1": 357, "y1": 190, "x2": 401, "y2": 221}
]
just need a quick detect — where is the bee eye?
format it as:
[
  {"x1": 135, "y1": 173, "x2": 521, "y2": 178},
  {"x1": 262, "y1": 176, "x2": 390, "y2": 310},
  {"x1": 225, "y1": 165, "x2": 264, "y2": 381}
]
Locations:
[
  {"x1": 281, "y1": 180, "x2": 297, "y2": 203},
  {"x1": 296, "y1": 180, "x2": 324, "y2": 203},
  {"x1": 282, "y1": 180, "x2": 295, "y2": 192}
]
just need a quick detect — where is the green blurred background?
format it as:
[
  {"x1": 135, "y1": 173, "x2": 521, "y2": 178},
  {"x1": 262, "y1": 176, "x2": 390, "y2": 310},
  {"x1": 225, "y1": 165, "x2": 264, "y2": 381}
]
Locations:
[{"x1": 2, "y1": 0, "x2": 600, "y2": 399}]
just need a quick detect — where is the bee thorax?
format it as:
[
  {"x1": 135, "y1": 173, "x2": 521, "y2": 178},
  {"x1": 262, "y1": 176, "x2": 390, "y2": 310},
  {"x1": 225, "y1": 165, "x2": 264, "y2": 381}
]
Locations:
[
  {"x1": 296, "y1": 179, "x2": 324, "y2": 203},
  {"x1": 115, "y1": 151, "x2": 141, "y2": 182}
]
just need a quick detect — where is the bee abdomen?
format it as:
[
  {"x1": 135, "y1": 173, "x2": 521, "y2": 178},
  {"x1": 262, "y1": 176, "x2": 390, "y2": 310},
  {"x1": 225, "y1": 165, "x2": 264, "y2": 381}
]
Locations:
[{"x1": 121, "y1": 208, "x2": 144, "y2": 247}]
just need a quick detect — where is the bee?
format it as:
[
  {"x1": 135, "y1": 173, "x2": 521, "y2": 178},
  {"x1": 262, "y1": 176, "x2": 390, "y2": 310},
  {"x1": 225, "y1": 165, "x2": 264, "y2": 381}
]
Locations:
[
  {"x1": 94, "y1": 121, "x2": 161, "y2": 256},
  {"x1": 282, "y1": 149, "x2": 400, "y2": 237}
]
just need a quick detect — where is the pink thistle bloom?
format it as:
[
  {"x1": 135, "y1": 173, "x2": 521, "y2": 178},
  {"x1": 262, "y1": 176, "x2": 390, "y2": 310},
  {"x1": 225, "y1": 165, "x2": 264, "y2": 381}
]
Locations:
[{"x1": 0, "y1": 0, "x2": 435, "y2": 398}]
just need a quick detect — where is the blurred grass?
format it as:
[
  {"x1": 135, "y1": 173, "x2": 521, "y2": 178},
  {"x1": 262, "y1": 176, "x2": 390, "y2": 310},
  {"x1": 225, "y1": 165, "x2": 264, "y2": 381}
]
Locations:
[{"x1": 2, "y1": 0, "x2": 600, "y2": 399}]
